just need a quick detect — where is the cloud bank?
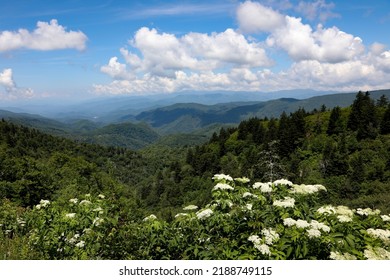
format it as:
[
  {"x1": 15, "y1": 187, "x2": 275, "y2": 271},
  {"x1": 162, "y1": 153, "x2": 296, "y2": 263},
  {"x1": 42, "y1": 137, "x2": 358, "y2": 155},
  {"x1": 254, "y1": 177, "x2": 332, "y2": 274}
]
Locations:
[
  {"x1": 0, "y1": 68, "x2": 34, "y2": 99},
  {"x1": 0, "y1": 19, "x2": 87, "y2": 52},
  {"x1": 95, "y1": 0, "x2": 390, "y2": 94}
]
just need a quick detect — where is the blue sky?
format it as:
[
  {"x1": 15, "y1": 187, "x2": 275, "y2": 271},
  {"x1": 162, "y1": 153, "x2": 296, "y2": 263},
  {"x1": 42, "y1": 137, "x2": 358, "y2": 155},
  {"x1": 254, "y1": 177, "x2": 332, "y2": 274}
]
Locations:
[{"x1": 1, "y1": 0, "x2": 390, "y2": 102}]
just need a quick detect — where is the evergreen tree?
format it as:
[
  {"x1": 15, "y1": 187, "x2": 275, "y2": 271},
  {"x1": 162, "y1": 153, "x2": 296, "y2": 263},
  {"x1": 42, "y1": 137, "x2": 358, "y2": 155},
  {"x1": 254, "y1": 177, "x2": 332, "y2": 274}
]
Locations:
[
  {"x1": 327, "y1": 106, "x2": 344, "y2": 135},
  {"x1": 380, "y1": 104, "x2": 390, "y2": 134},
  {"x1": 347, "y1": 91, "x2": 378, "y2": 140}
]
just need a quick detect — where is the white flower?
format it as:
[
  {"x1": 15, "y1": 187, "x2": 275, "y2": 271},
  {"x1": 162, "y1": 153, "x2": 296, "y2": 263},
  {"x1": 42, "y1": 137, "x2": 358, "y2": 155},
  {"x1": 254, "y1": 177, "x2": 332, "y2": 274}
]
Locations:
[
  {"x1": 364, "y1": 246, "x2": 390, "y2": 260},
  {"x1": 355, "y1": 208, "x2": 381, "y2": 216},
  {"x1": 243, "y1": 192, "x2": 256, "y2": 198},
  {"x1": 337, "y1": 215, "x2": 353, "y2": 223},
  {"x1": 39, "y1": 199, "x2": 50, "y2": 208},
  {"x1": 254, "y1": 243, "x2": 271, "y2": 256},
  {"x1": 306, "y1": 228, "x2": 321, "y2": 239},
  {"x1": 212, "y1": 174, "x2": 233, "y2": 182},
  {"x1": 248, "y1": 235, "x2": 261, "y2": 244},
  {"x1": 213, "y1": 183, "x2": 234, "y2": 191},
  {"x1": 283, "y1": 218, "x2": 296, "y2": 227},
  {"x1": 252, "y1": 182, "x2": 273, "y2": 193},
  {"x1": 273, "y1": 197, "x2": 295, "y2": 208},
  {"x1": 93, "y1": 217, "x2": 104, "y2": 226},
  {"x1": 330, "y1": 251, "x2": 357, "y2": 260},
  {"x1": 69, "y1": 198, "x2": 78, "y2": 204},
  {"x1": 196, "y1": 209, "x2": 213, "y2": 220},
  {"x1": 310, "y1": 220, "x2": 331, "y2": 232},
  {"x1": 235, "y1": 177, "x2": 250, "y2": 183},
  {"x1": 335, "y1": 206, "x2": 354, "y2": 217},
  {"x1": 291, "y1": 184, "x2": 327, "y2": 194},
  {"x1": 65, "y1": 213, "x2": 76, "y2": 219},
  {"x1": 317, "y1": 205, "x2": 336, "y2": 215},
  {"x1": 366, "y1": 228, "x2": 390, "y2": 242},
  {"x1": 381, "y1": 215, "x2": 390, "y2": 222},
  {"x1": 183, "y1": 205, "x2": 198, "y2": 210},
  {"x1": 98, "y1": 194, "x2": 105, "y2": 199},
  {"x1": 262, "y1": 228, "x2": 279, "y2": 245},
  {"x1": 75, "y1": 241, "x2": 85, "y2": 248},
  {"x1": 246, "y1": 204, "x2": 253, "y2": 211},
  {"x1": 35, "y1": 204, "x2": 41, "y2": 210},
  {"x1": 273, "y1": 179, "x2": 293, "y2": 186},
  {"x1": 295, "y1": 219, "x2": 310, "y2": 229},
  {"x1": 79, "y1": 200, "x2": 92, "y2": 205},
  {"x1": 143, "y1": 214, "x2": 157, "y2": 222},
  {"x1": 92, "y1": 207, "x2": 103, "y2": 213},
  {"x1": 175, "y1": 213, "x2": 188, "y2": 218}
]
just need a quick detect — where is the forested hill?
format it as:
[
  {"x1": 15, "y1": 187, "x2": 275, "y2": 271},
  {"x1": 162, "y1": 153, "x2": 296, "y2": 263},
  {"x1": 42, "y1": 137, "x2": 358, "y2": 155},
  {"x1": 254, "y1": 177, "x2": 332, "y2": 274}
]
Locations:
[
  {"x1": 1, "y1": 91, "x2": 390, "y2": 259},
  {"x1": 183, "y1": 91, "x2": 390, "y2": 212}
]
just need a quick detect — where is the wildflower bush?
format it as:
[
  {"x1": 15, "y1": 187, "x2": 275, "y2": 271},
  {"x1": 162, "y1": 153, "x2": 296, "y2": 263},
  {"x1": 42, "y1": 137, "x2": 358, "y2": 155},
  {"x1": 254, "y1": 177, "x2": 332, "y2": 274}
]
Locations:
[
  {"x1": 124, "y1": 175, "x2": 390, "y2": 260},
  {"x1": 24, "y1": 194, "x2": 120, "y2": 259},
  {"x1": 1, "y1": 175, "x2": 390, "y2": 259}
]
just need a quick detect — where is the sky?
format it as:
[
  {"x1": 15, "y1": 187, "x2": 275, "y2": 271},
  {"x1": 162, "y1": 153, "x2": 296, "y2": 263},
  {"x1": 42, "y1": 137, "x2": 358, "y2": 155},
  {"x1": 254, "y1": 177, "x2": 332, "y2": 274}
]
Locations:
[{"x1": 1, "y1": 0, "x2": 390, "y2": 102}]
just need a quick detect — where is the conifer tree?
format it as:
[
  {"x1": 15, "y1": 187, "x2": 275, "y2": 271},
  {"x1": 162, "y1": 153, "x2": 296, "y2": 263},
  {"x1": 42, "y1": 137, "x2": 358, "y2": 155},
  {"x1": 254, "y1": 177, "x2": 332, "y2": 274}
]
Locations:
[{"x1": 327, "y1": 106, "x2": 343, "y2": 135}]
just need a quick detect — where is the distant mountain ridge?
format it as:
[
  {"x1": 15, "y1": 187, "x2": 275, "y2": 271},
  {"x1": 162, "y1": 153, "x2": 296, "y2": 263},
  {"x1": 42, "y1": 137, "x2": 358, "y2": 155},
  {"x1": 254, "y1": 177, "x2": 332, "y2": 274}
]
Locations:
[{"x1": 1, "y1": 89, "x2": 390, "y2": 148}]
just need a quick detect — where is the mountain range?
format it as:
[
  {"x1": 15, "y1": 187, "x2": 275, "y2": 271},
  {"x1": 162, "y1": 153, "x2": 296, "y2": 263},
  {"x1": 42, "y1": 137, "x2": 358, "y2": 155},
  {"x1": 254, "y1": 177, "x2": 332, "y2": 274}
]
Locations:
[{"x1": 1, "y1": 89, "x2": 389, "y2": 149}]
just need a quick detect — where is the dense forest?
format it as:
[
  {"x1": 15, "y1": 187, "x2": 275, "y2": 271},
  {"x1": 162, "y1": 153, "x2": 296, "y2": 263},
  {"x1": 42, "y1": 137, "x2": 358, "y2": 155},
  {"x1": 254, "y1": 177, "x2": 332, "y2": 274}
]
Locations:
[{"x1": 1, "y1": 91, "x2": 390, "y2": 259}]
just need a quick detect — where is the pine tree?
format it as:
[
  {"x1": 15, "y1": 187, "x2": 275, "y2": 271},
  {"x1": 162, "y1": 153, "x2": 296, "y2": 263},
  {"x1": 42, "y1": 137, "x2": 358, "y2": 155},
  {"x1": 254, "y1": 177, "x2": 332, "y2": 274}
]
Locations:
[
  {"x1": 347, "y1": 91, "x2": 378, "y2": 140},
  {"x1": 327, "y1": 106, "x2": 344, "y2": 135},
  {"x1": 380, "y1": 104, "x2": 390, "y2": 134}
]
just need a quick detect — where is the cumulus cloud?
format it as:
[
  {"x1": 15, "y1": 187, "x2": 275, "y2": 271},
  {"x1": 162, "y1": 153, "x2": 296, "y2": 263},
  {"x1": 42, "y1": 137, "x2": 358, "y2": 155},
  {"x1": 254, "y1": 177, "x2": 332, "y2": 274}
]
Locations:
[
  {"x1": 0, "y1": 68, "x2": 34, "y2": 99},
  {"x1": 236, "y1": 1, "x2": 285, "y2": 33},
  {"x1": 94, "y1": 27, "x2": 272, "y2": 94},
  {"x1": 0, "y1": 19, "x2": 87, "y2": 52},
  {"x1": 95, "y1": 1, "x2": 390, "y2": 95},
  {"x1": 295, "y1": 0, "x2": 339, "y2": 22},
  {"x1": 266, "y1": 17, "x2": 365, "y2": 63}
]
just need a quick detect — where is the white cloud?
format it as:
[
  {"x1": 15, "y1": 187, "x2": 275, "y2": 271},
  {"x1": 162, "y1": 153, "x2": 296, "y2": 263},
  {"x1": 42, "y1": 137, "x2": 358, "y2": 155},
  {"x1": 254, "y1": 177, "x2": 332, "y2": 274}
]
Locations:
[
  {"x1": 95, "y1": 2, "x2": 390, "y2": 95},
  {"x1": 295, "y1": 0, "x2": 339, "y2": 22},
  {"x1": 0, "y1": 68, "x2": 34, "y2": 100},
  {"x1": 0, "y1": 19, "x2": 87, "y2": 52},
  {"x1": 0, "y1": 68, "x2": 15, "y2": 88},
  {"x1": 266, "y1": 17, "x2": 365, "y2": 63},
  {"x1": 236, "y1": 1, "x2": 285, "y2": 33}
]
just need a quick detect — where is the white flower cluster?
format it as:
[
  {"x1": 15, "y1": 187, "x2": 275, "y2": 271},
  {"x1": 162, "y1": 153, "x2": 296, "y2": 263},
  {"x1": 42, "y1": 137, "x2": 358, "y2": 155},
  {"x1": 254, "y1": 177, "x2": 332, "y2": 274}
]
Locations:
[
  {"x1": 355, "y1": 208, "x2": 381, "y2": 216},
  {"x1": 253, "y1": 182, "x2": 273, "y2": 193},
  {"x1": 98, "y1": 194, "x2": 105, "y2": 199},
  {"x1": 366, "y1": 228, "x2": 390, "y2": 243},
  {"x1": 381, "y1": 214, "x2": 390, "y2": 222},
  {"x1": 242, "y1": 192, "x2": 257, "y2": 198},
  {"x1": 248, "y1": 235, "x2": 271, "y2": 256},
  {"x1": 175, "y1": 213, "x2": 188, "y2": 218},
  {"x1": 65, "y1": 213, "x2": 76, "y2": 219},
  {"x1": 261, "y1": 228, "x2": 279, "y2": 245},
  {"x1": 212, "y1": 174, "x2": 233, "y2": 182},
  {"x1": 93, "y1": 217, "x2": 104, "y2": 226},
  {"x1": 75, "y1": 241, "x2": 85, "y2": 248},
  {"x1": 196, "y1": 209, "x2": 213, "y2": 220},
  {"x1": 364, "y1": 246, "x2": 390, "y2": 260},
  {"x1": 234, "y1": 177, "x2": 250, "y2": 183},
  {"x1": 273, "y1": 179, "x2": 293, "y2": 186},
  {"x1": 35, "y1": 199, "x2": 50, "y2": 210},
  {"x1": 306, "y1": 228, "x2": 321, "y2": 239},
  {"x1": 79, "y1": 200, "x2": 92, "y2": 206},
  {"x1": 69, "y1": 198, "x2": 78, "y2": 204},
  {"x1": 143, "y1": 214, "x2": 157, "y2": 222},
  {"x1": 183, "y1": 205, "x2": 198, "y2": 211},
  {"x1": 290, "y1": 184, "x2": 327, "y2": 194},
  {"x1": 213, "y1": 183, "x2": 234, "y2": 191},
  {"x1": 273, "y1": 197, "x2": 295, "y2": 208},
  {"x1": 283, "y1": 218, "x2": 330, "y2": 239},
  {"x1": 317, "y1": 205, "x2": 354, "y2": 223},
  {"x1": 329, "y1": 251, "x2": 357, "y2": 260}
]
